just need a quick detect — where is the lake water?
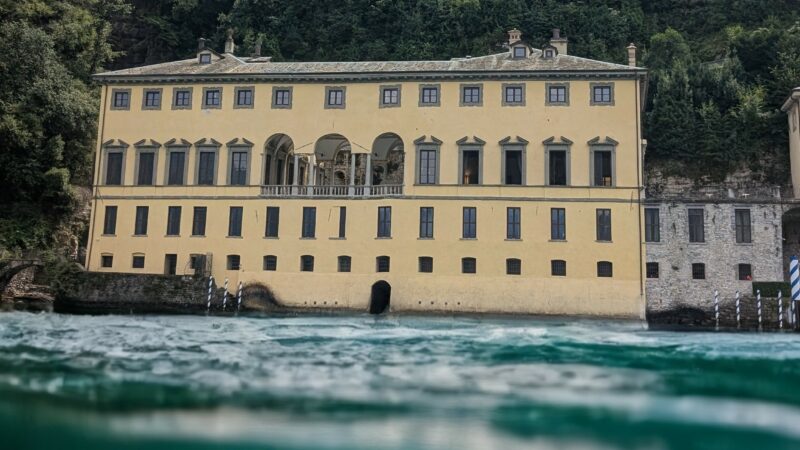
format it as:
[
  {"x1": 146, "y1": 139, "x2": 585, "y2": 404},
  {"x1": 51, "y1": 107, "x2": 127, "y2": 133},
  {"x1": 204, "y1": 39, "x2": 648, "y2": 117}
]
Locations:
[{"x1": 1, "y1": 312, "x2": 799, "y2": 450}]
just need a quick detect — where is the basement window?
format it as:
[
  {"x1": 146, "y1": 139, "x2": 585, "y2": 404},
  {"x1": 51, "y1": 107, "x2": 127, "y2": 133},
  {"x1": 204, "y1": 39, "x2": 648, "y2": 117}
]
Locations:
[
  {"x1": 101, "y1": 255, "x2": 113, "y2": 268},
  {"x1": 738, "y1": 264, "x2": 752, "y2": 281},
  {"x1": 226, "y1": 255, "x2": 241, "y2": 271},
  {"x1": 646, "y1": 262, "x2": 659, "y2": 279},
  {"x1": 692, "y1": 263, "x2": 706, "y2": 280}
]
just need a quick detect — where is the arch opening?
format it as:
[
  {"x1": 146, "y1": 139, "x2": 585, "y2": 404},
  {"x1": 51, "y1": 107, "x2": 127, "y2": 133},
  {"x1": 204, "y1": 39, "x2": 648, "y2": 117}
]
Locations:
[
  {"x1": 264, "y1": 133, "x2": 301, "y2": 185},
  {"x1": 369, "y1": 280, "x2": 391, "y2": 314},
  {"x1": 370, "y1": 133, "x2": 404, "y2": 186}
]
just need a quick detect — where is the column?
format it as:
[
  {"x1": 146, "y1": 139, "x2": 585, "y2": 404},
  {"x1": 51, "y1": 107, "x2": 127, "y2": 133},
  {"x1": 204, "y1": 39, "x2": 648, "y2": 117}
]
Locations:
[
  {"x1": 365, "y1": 154, "x2": 372, "y2": 196},
  {"x1": 292, "y1": 154, "x2": 299, "y2": 195},
  {"x1": 348, "y1": 153, "x2": 356, "y2": 196},
  {"x1": 308, "y1": 156, "x2": 316, "y2": 187}
]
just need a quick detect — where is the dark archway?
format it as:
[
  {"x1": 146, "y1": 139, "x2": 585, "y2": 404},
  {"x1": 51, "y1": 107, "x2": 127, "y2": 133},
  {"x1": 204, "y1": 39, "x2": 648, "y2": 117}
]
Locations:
[{"x1": 369, "y1": 280, "x2": 391, "y2": 314}]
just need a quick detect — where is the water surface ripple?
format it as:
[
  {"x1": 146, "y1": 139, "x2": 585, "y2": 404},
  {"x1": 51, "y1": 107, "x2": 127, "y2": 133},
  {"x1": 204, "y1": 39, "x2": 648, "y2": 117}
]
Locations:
[{"x1": 1, "y1": 312, "x2": 799, "y2": 449}]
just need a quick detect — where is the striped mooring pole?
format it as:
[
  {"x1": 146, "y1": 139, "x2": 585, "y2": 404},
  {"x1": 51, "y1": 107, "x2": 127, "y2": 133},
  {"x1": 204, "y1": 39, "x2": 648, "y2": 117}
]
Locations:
[
  {"x1": 735, "y1": 290, "x2": 741, "y2": 329},
  {"x1": 206, "y1": 276, "x2": 214, "y2": 312},
  {"x1": 222, "y1": 278, "x2": 229, "y2": 311},
  {"x1": 778, "y1": 290, "x2": 784, "y2": 330},
  {"x1": 757, "y1": 289, "x2": 762, "y2": 331},
  {"x1": 236, "y1": 281, "x2": 243, "y2": 312},
  {"x1": 714, "y1": 290, "x2": 720, "y2": 330},
  {"x1": 791, "y1": 256, "x2": 800, "y2": 329}
]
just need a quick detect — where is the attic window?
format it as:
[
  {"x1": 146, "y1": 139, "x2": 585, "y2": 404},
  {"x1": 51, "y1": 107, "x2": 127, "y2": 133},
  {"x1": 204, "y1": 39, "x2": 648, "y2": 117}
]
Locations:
[
  {"x1": 199, "y1": 53, "x2": 211, "y2": 64},
  {"x1": 544, "y1": 49, "x2": 555, "y2": 59},
  {"x1": 513, "y1": 46, "x2": 526, "y2": 58}
]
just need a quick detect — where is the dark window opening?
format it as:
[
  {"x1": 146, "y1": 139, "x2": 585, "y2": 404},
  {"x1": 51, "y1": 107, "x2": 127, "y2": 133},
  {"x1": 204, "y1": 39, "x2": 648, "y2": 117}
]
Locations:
[
  {"x1": 688, "y1": 209, "x2": 705, "y2": 243},
  {"x1": 646, "y1": 262, "x2": 659, "y2": 279},
  {"x1": 551, "y1": 260, "x2": 566, "y2": 276},
  {"x1": 103, "y1": 206, "x2": 117, "y2": 235},
  {"x1": 462, "y1": 150, "x2": 480, "y2": 184},
  {"x1": 164, "y1": 254, "x2": 177, "y2": 275},
  {"x1": 137, "y1": 152, "x2": 155, "y2": 185},
  {"x1": 548, "y1": 150, "x2": 567, "y2": 186},
  {"x1": 101, "y1": 255, "x2": 113, "y2": 268},
  {"x1": 226, "y1": 255, "x2": 241, "y2": 270},
  {"x1": 692, "y1": 263, "x2": 706, "y2": 280},
  {"x1": 735, "y1": 209, "x2": 752, "y2": 243},
  {"x1": 507, "y1": 207, "x2": 521, "y2": 240},
  {"x1": 263, "y1": 255, "x2": 277, "y2": 271},
  {"x1": 228, "y1": 206, "x2": 243, "y2": 237},
  {"x1": 338, "y1": 206, "x2": 347, "y2": 238},
  {"x1": 302, "y1": 207, "x2": 316, "y2": 238},
  {"x1": 419, "y1": 207, "x2": 434, "y2": 238},
  {"x1": 376, "y1": 256, "x2": 390, "y2": 273},
  {"x1": 166, "y1": 206, "x2": 181, "y2": 236},
  {"x1": 135, "y1": 206, "x2": 149, "y2": 236},
  {"x1": 738, "y1": 263, "x2": 752, "y2": 281},
  {"x1": 197, "y1": 151, "x2": 216, "y2": 185},
  {"x1": 419, "y1": 256, "x2": 433, "y2": 273},
  {"x1": 419, "y1": 148, "x2": 437, "y2": 184},
  {"x1": 597, "y1": 261, "x2": 613, "y2": 278},
  {"x1": 301, "y1": 255, "x2": 315, "y2": 272},
  {"x1": 551, "y1": 208, "x2": 566, "y2": 240},
  {"x1": 167, "y1": 151, "x2": 186, "y2": 185},
  {"x1": 377, "y1": 207, "x2": 392, "y2": 238},
  {"x1": 596, "y1": 209, "x2": 612, "y2": 241},
  {"x1": 645, "y1": 208, "x2": 660, "y2": 242},
  {"x1": 105, "y1": 152, "x2": 123, "y2": 185},
  {"x1": 266, "y1": 207, "x2": 280, "y2": 238},
  {"x1": 338, "y1": 256, "x2": 352, "y2": 273},
  {"x1": 463, "y1": 207, "x2": 477, "y2": 239},
  {"x1": 506, "y1": 258, "x2": 521, "y2": 275},
  {"x1": 504, "y1": 149, "x2": 523, "y2": 185},
  {"x1": 132, "y1": 255, "x2": 145, "y2": 269},
  {"x1": 462, "y1": 257, "x2": 477, "y2": 274},
  {"x1": 192, "y1": 207, "x2": 207, "y2": 236},
  {"x1": 593, "y1": 150, "x2": 613, "y2": 186},
  {"x1": 230, "y1": 151, "x2": 248, "y2": 185}
]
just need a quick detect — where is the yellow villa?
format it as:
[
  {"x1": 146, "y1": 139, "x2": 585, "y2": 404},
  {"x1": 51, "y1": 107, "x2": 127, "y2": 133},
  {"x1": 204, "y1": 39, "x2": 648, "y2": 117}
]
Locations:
[{"x1": 87, "y1": 29, "x2": 648, "y2": 317}]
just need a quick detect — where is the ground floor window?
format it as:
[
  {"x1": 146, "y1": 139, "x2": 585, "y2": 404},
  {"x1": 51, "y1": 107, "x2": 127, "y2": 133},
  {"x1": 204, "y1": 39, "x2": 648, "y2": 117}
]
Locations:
[
  {"x1": 646, "y1": 262, "x2": 659, "y2": 279},
  {"x1": 462, "y1": 257, "x2": 476, "y2": 274},
  {"x1": 551, "y1": 260, "x2": 566, "y2": 276},
  {"x1": 738, "y1": 263, "x2": 752, "y2": 281},
  {"x1": 597, "y1": 261, "x2": 613, "y2": 278},
  {"x1": 692, "y1": 263, "x2": 705, "y2": 280},
  {"x1": 506, "y1": 258, "x2": 521, "y2": 275}
]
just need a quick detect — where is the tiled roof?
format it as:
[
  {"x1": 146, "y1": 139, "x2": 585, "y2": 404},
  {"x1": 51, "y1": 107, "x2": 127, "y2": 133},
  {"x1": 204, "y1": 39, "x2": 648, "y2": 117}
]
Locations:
[{"x1": 94, "y1": 49, "x2": 643, "y2": 81}]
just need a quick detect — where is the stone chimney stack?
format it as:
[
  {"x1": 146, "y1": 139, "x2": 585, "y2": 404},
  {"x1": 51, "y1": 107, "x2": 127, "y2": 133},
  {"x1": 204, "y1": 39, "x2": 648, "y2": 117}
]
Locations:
[
  {"x1": 550, "y1": 28, "x2": 568, "y2": 55},
  {"x1": 197, "y1": 37, "x2": 206, "y2": 52},
  {"x1": 224, "y1": 29, "x2": 235, "y2": 54},
  {"x1": 627, "y1": 43, "x2": 637, "y2": 67},
  {"x1": 252, "y1": 35, "x2": 263, "y2": 57},
  {"x1": 507, "y1": 28, "x2": 522, "y2": 45}
]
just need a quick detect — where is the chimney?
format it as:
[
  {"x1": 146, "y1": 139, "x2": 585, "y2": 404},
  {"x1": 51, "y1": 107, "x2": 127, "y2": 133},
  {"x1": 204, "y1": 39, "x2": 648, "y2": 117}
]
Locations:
[
  {"x1": 224, "y1": 29, "x2": 235, "y2": 54},
  {"x1": 627, "y1": 43, "x2": 637, "y2": 67},
  {"x1": 197, "y1": 37, "x2": 206, "y2": 52},
  {"x1": 252, "y1": 35, "x2": 263, "y2": 57},
  {"x1": 507, "y1": 28, "x2": 522, "y2": 45},
  {"x1": 550, "y1": 28, "x2": 567, "y2": 55}
]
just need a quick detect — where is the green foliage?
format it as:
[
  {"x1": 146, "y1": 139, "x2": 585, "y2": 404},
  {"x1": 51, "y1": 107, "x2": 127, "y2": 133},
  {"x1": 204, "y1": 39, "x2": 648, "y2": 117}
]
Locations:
[{"x1": 752, "y1": 281, "x2": 790, "y2": 298}]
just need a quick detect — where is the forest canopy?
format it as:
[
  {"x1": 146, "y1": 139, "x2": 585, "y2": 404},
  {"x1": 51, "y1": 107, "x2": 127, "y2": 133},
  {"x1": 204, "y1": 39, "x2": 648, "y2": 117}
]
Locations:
[{"x1": 1, "y1": 0, "x2": 800, "y2": 251}]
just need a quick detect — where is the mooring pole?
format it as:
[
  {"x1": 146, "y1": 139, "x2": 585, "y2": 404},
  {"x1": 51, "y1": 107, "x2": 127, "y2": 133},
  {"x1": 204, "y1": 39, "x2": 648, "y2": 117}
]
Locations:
[
  {"x1": 791, "y1": 255, "x2": 800, "y2": 331},
  {"x1": 236, "y1": 281, "x2": 243, "y2": 312},
  {"x1": 735, "y1": 290, "x2": 741, "y2": 330},
  {"x1": 223, "y1": 278, "x2": 229, "y2": 311},
  {"x1": 778, "y1": 290, "x2": 784, "y2": 330},
  {"x1": 714, "y1": 290, "x2": 720, "y2": 331},
  {"x1": 757, "y1": 289, "x2": 762, "y2": 331},
  {"x1": 206, "y1": 276, "x2": 214, "y2": 313}
]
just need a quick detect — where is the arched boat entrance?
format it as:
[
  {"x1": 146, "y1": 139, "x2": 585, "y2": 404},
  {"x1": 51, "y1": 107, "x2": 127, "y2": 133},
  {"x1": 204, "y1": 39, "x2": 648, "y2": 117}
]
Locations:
[{"x1": 369, "y1": 280, "x2": 391, "y2": 314}]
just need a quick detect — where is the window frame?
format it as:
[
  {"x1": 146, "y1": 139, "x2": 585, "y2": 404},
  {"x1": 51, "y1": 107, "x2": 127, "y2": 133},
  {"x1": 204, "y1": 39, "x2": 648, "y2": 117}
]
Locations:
[
  {"x1": 228, "y1": 145, "x2": 252, "y2": 186},
  {"x1": 512, "y1": 46, "x2": 527, "y2": 59},
  {"x1": 688, "y1": 208, "x2": 705, "y2": 243},
  {"x1": 104, "y1": 149, "x2": 125, "y2": 186},
  {"x1": 272, "y1": 86, "x2": 293, "y2": 109},
  {"x1": 379, "y1": 84, "x2": 401, "y2": 108},
  {"x1": 263, "y1": 255, "x2": 278, "y2": 271},
  {"x1": 228, "y1": 206, "x2": 243, "y2": 237},
  {"x1": 644, "y1": 208, "x2": 661, "y2": 243},
  {"x1": 506, "y1": 207, "x2": 521, "y2": 240},
  {"x1": 300, "y1": 255, "x2": 315, "y2": 272},
  {"x1": 226, "y1": 255, "x2": 241, "y2": 271},
  {"x1": 417, "y1": 145, "x2": 440, "y2": 185},
  {"x1": 596, "y1": 208, "x2": 612, "y2": 242},
  {"x1": 134, "y1": 206, "x2": 149, "y2": 236},
  {"x1": 110, "y1": 88, "x2": 131, "y2": 110},
  {"x1": 165, "y1": 147, "x2": 188, "y2": 186},
  {"x1": 459, "y1": 83, "x2": 483, "y2": 107},
  {"x1": 324, "y1": 86, "x2": 346, "y2": 109},
  {"x1": 132, "y1": 254, "x2": 145, "y2": 269},
  {"x1": 590, "y1": 145, "x2": 615, "y2": 187},
  {"x1": 233, "y1": 86, "x2": 255, "y2": 109},
  {"x1": 172, "y1": 87, "x2": 193, "y2": 110},
  {"x1": 192, "y1": 206, "x2": 207, "y2": 237},
  {"x1": 301, "y1": 207, "x2": 316, "y2": 238},
  {"x1": 459, "y1": 145, "x2": 483, "y2": 185},
  {"x1": 597, "y1": 261, "x2": 613, "y2": 278},
  {"x1": 545, "y1": 83, "x2": 569, "y2": 106},
  {"x1": 461, "y1": 257, "x2": 477, "y2": 274},
  {"x1": 501, "y1": 83, "x2": 526, "y2": 106},
  {"x1": 101, "y1": 254, "x2": 114, "y2": 268},
  {"x1": 418, "y1": 256, "x2": 433, "y2": 273},
  {"x1": 462, "y1": 207, "x2": 477, "y2": 239},
  {"x1": 134, "y1": 147, "x2": 157, "y2": 186},
  {"x1": 501, "y1": 144, "x2": 526, "y2": 185},
  {"x1": 590, "y1": 83, "x2": 615, "y2": 106},
  {"x1": 377, "y1": 206, "x2": 392, "y2": 238},
  {"x1": 166, "y1": 206, "x2": 182, "y2": 236},
  {"x1": 418, "y1": 84, "x2": 441, "y2": 107},
  {"x1": 419, "y1": 207, "x2": 434, "y2": 239},
  {"x1": 338, "y1": 256, "x2": 352, "y2": 273},
  {"x1": 142, "y1": 88, "x2": 163, "y2": 110},
  {"x1": 376, "y1": 256, "x2": 391, "y2": 273},
  {"x1": 265, "y1": 206, "x2": 280, "y2": 238},
  {"x1": 545, "y1": 144, "x2": 570, "y2": 186},
  {"x1": 550, "y1": 208, "x2": 566, "y2": 241},
  {"x1": 201, "y1": 87, "x2": 222, "y2": 109},
  {"x1": 735, "y1": 208, "x2": 752, "y2": 244},
  {"x1": 738, "y1": 263, "x2": 752, "y2": 281},
  {"x1": 646, "y1": 262, "x2": 659, "y2": 279},
  {"x1": 551, "y1": 259, "x2": 567, "y2": 276},
  {"x1": 506, "y1": 258, "x2": 521, "y2": 275},
  {"x1": 338, "y1": 206, "x2": 347, "y2": 239},
  {"x1": 692, "y1": 263, "x2": 706, "y2": 280},
  {"x1": 103, "y1": 206, "x2": 117, "y2": 236}
]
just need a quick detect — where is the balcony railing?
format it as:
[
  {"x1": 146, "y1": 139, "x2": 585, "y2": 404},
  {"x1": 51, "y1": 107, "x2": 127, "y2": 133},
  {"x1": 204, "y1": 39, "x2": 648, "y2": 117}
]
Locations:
[{"x1": 260, "y1": 184, "x2": 403, "y2": 198}]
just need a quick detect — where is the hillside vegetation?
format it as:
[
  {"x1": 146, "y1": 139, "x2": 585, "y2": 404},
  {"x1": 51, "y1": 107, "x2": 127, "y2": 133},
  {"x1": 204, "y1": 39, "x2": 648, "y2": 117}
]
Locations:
[{"x1": 1, "y1": 0, "x2": 799, "y2": 252}]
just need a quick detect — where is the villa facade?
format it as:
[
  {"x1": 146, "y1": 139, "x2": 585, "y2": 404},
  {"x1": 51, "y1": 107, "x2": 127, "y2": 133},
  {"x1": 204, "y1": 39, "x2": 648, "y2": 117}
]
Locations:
[{"x1": 87, "y1": 30, "x2": 648, "y2": 317}]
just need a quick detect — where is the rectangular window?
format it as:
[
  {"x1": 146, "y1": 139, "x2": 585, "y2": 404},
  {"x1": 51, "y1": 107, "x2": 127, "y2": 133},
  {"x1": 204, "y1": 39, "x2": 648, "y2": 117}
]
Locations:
[
  {"x1": 645, "y1": 208, "x2": 660, "y2": 243},
  {"x1": 338, "y1": 207, "x2": 346, "y2": 238},
  {"x1": 164, "y1": 254, "x2": 177, "y2": 275},
  {"x1": 506, "y1": 258, "x2": 521, "y2": 275},
  {"x1": 144, "y1": 90, "x2": 161, "y2": 108},
  {"x1": 274, "y1": 89, "x2": 291, "y2": 106},
  {"x1": 592, "y1": 85, "x2": 613, "y2": 104},
  {"x1": 421, "y1": 87, "x2": 439, "y2": 105},
  {"x1": 738, "y1": 263, "x2": 752, "y2": 281},
  {"x1": 132, "y1": 255, "x2": 145, "y2": 269},
  {"x1": 338, "y1": 256, "x2": 352, "y2": 273},
  {"x1": 300, "y1": 255, "x2": 314, "y2": 272},
  {"x1": 167, "y1": 151, "x2": 186, "y2": 185},
  {"x1": 419, "y1": 256, "x2": 433, "y2": 273},
  {"x1": 103, "y1": 206, "x2": 117, "y2": 235},
  {"x1": 236, "y1": 88, "x2": 253, "y2": 107},
  {"x1": 735, "y1": 209, "x2": 752, "y2": 243},
  {"x1": 688, "y1": 209, "x2": 705, "y2": 243},
  {"x1": 174, "y1": 90, "x2": 191, "y2": 107},
  {"x1": 112, "y1": 90, "x2": 129, "y2": 108},
  {"x1": 377, "y1": 206, "x2": 392, "y2": 238},
  {"x1": 101, "y1": 255, "x2": 113, "y2": 268},
  {"x1": 593, "y1": 150, "x2": 613, "y2": 186},
  {"x1": 507, "y1": 207, "x2": 521, "y2": 240},
  {"x1": 166, "y1": 206, "x2": 181, "y2": 236},
  {"x1": 461, "y1": 149, "x2": 480, "y2": 185},
  {"x1": 105, "y1": 152, "x2": 123, "y2": 185},
  {"x1": 230, "y1": 151, "x2": 248, "y2": 185},
  {"x1": 137, "y1": 152, "x2": 155, "y2": 185},
  {"x1": 419, "y1": 207, "x2": 434, "y2": 238},
  {"x1": 462, "y1": 86, "x2": 481, "y2": 105},
  {"x1": 504, "y1": 86, "x2": 523, "y2": 104},
  {"x1": 462, "y1": 257, "x2": 477, "y2": 274},
  {"x1": 504, "y1": 148, "x2": 523, "y2": 185},
  {"x1": 551, "y1": 260, "x2": 566, "y2": 276},
  {"x1": 376, "y1": 256, "x2": 391, "y2": 273},
  {"x1": 302, "y1": 207, "x2": 316, "y2": 238},
  {"x1": 513, "y1": 46, "x2": 526, "y2": 58},
  {"x1": 227, "y1": 255, "x2": 241, "y2": 270},
  {"x1": 197, "y1": 151, "x2": 216, "y2": 185},
  {"x1": 192, "y1": 207, "x2": 207, "y2": 236},
  {"x1": 646, "y1": 262, "x2": 659, "y2": 279},
  {"x1": 548, "y1": 149, "x2": 567, "y2": 186},
  {"x1": 228, "y1": 206, "x2": 243, "y2": 237},
  {"x1": 596, "y1": 209, "x2": 612, "y2": 241},
  {"x1": 204, "y1": 89, "x2": 220, "y2": 107},
  {"x1": 265, "y1": 207, "x2": 280, "y2": 238},
  {"x1": 548, "y1": 86, "x2": 567, "y2": 104},
  {"x1": 419, "y1": 148, "x2": 437, "y2": 184},
  {"x1": 382, "y1": 88, "x2": 399, "y2": 105},
  {"x1": 263, "y1": 255, "x2": 277, "y2": 271},
  {"x1": 199, "y1": 53, "x2": 211, "y2": 64},
  {"x1": 692, "y1": 263, "x2": 706, "y2": 280},
  {"x1": 463, "y1": 207, "x2": 477, "y2": 239},
  {"x1": 551, "y1": 208, "x2": 566, "y2": 240},
  {"x1": 327, "y1": 89, "x2": 344, "y2": 106},
  {"x1": 134, "y1": 206, "x2": 149, "y2": 236},
  {"x1": 597, "y1": 261, "x2": 613, "y2": 278}
]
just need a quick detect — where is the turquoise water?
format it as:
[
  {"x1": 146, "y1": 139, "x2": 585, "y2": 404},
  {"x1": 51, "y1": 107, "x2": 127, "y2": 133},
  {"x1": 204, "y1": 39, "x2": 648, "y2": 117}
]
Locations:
[{"x1": 1, "y1": 312, "x2": 800, "y2": 449}]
